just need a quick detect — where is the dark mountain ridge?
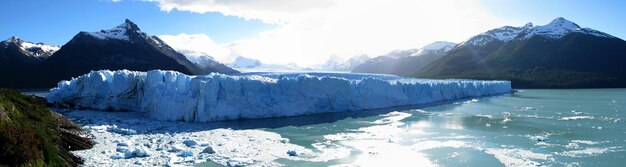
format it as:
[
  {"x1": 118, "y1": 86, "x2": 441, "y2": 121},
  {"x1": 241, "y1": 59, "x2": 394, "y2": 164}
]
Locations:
[
  {"x1": 415, "y1": 17, "x2": 626, "y2": 88},
  {"x1": 0, "y1": 19, "x2": 238, "y2": 89}
]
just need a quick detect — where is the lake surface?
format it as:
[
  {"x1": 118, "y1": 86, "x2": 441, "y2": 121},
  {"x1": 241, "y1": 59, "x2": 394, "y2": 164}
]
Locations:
[{"x1": 204, "y1": 89, "x2": 626, "y2": 166}]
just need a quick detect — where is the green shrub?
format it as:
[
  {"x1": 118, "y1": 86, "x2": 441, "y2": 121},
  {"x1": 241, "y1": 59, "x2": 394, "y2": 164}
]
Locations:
[{"x1": 0, "y1": 125, "x2": 42, "y2": 165}]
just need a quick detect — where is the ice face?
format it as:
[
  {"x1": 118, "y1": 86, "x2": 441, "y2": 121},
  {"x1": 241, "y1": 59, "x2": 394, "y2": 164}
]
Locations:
[{"x1": 47, "y1": 70, "x2": 512, "y2": 122}]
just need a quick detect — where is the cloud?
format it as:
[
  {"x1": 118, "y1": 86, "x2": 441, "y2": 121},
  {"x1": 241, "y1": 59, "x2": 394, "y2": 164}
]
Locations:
[
  {"x1": 144, "y1": 0, "x2": 334, "y2": 24},
  {"x1": 158, "y1": 33, "x2": 233, "y2": 62},
  {"x1": 147, "y1": 0, "x2": 512, "y2": 66}
]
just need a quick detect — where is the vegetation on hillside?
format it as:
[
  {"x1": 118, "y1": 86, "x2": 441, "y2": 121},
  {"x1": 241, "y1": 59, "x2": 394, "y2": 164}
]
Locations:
[{"x1": 0, "y1": 88, "x2": 94, "y2": 166}]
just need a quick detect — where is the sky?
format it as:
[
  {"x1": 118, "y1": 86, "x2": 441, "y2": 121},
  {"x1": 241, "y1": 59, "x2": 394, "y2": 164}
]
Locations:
[{"x1": 1, "y1": 0, "x2": 625, "y2": 66}]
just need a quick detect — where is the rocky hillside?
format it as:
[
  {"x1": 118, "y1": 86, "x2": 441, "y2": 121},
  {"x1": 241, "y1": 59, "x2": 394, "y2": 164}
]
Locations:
[{"x1": 0, "y1": 88, "x2": 94, "y2": 166}]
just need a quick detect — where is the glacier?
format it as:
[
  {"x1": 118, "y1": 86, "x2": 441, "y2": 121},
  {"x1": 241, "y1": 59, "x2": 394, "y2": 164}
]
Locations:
[{"x1": 46, "y1": 70, "x2": 512, "y2": 122}]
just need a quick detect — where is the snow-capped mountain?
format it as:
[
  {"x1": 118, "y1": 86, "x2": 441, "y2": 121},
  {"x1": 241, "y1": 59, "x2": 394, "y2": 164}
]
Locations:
[
  {"x1": 342, "y1": 55, "x2": 371, "y2": 70},
  {"x1": 226, "y1": 56, "x2": 308, "y2": 72},
  {"x1": 1, "y1": 37, "x2": 59, "y2": 59},
  {"x1": 352, "y1": 41, "x2": 456, "y2": 75},
  {"x1": 0, "y1": 37, "x2": 61, "y2": 88},
  {"x1": 169, "y1": 49, "x2": 235, "y2": 73},
  {"x1": 519, "y1": 17, "x2": 615, "y2": 39},
  {"x1": 229, "y1": 56, "x2": 262, "y2": 68},
  {"x1": 416, "y1": 17, "x2": 626, "y2": 88},
  {"x1": 418, "y1": 41, "x2": 457, "y2": 54},
  {"x1": 462, "y1": 17, "x2": 616, "y2": 46},
  {"x1": 385, "y1": 49, "x2": 419, "y2": 59},
  {"x1": 174, "y1": 49, "x2": 216, "y2": 64},
  {"x1": 26, "y1": 19, "x2": 237, "y2": 88},
  {"x1": 318, "y1": 55, "x2": 370, "y2": 71}
]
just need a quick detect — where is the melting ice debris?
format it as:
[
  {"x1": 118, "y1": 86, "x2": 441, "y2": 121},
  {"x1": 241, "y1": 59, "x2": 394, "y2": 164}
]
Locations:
[
  {"x1": 530, "y1": 135, "x2": 549, "y2": 142},
  {"x1": 108, "y1": 125, "x2": 137, "y2": 135},
  {"x1": 560, "y1": 116, "x2": 594, "y2": 121},
  {"x1": 227, "y1": 158, "x2": 254, "y2": 167},
  {"x1": 134, "y1": 160, "x2": 143, "y2": 165},
  {"x1": 128, "y1": 147, "x2": 151, "y2": 158},
  {"x1": 65, "y1": 110, "x2": 314, "y2": 166},
  {"x1": 287, "y1": 150, "x2": 298, "y2": 156},
  {"x1": 202, "y1": 146, "x2": 216, "y2": 154},
  {"x1": 115, "y1": 140, "x2": 131, "y2": 147},
  {"x1": 111, "y1": 154, "x2": 125, "y2": 160},
  {"x1": 47, "y1": 70, "x2": 512, "y2": 122},
  {"x1": 169, "y1": 145, "x2": 184, "y2": 152},
  {"x1": 180, "y1": 151, "x2": 194, "y2": 157},
  {"x1": 183, "y1": 139, "x2": 198, "y2": 147},
  {"x1": 116, "y1": 147, "x2": 129, "y2": 153}
]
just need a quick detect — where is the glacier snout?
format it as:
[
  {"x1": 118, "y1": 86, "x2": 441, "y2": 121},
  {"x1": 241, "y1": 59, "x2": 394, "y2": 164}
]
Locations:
[{"x1": 47, "y1": 70, "x2": 512, "y2": 122}]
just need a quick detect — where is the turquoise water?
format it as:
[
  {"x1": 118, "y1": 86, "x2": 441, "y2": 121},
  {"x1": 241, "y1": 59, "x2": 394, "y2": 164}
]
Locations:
[{"x1": 228, "y1": 89, "x2": 626, "y2": 166}]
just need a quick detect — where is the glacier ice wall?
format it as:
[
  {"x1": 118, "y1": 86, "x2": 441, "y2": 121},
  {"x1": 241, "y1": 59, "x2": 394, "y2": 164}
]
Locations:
[{"x1": 47, "y1": 70, "x2": 512, "y2": 122}]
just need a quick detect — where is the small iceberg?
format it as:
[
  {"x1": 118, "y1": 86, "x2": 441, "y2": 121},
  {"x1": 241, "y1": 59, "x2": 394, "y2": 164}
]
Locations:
[
  {"x1": 287, "y1": 150, "x2": 298, "y2": 156},
  {"x1": 183, "y1": 139, "x2": 198, "y2": 147},
  {"x1": 530, "y1": 135, "x2": 549, "y2": 142}
]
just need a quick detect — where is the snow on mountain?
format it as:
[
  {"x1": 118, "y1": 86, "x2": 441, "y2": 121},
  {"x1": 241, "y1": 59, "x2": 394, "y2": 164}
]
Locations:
[
  {"x1": 318, "y1": 55, "x2": 371, "y2": 71},
  {"x1": 462, "y1": 17, "x2": 616, "y2": 46},
  {"x1": 386, "y1": 49, "x2": 419, "y2": 59},
  {"x1": 175, "y1": 49, "x2": 217, "y2": 65},
  {"x1": 374, "y1": 41, "x2": 457, "y2": 60},
  {"x1": 520, "y1": 17, "x2": 615, "y2": 39},
  {"x1": 229, "y1": 56, "x2": 262, "y2": 68},
  {"x1": 319, "y1": 55, "x2": 347, "y2": 70},
  {"x1": 2, "y1": 36, "x2": 60, "y2": 57},
  {"x1": 47, "y1": 70, "x2": 512, "y2": 122},
  {"x1": 482, "y1": 23, "x2": 534, "y2": 42},
  {"x1": 359, "y1": 41, "x2": 456, "y2": 65},
  {"x1": 461, "y1": 23, "x2": 533, "y2": 46},
  {"x1": 344, "y1": 55, "x2": 370, "y2": 67},
  {"x1": 223, "y1": 56, "x2": 305, "y2": 72},
  {"x1": 419, "y1": 41, "x2": 457, "y2": 53},
  {"x1": 86, "y1": 20, "x2": 135, "y2": 41}
]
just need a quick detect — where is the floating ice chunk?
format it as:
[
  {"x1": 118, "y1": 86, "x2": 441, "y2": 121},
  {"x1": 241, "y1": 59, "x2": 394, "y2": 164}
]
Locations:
[
  {"x1": 134, "y1": 160, "x2": 143, "y2": 165},
  {"x1": 560, "y1": 116, "x2": 594, "y2": 121},
  {"x1": 109, "y1": 126, "x2": 137, "y2": 135},
  {"x1": 570, "y1": 110, "x2": 583, "y2": 115},
  {"x1": 227, "y1": 158, "x2": 254, "y2": 167},
  {"x1": 156, "y1": 145, "x2": 166, "y2": 151},
  {"x1": 287, "y1": 150, "x2": 298, "y2": 156},
  {"x1": 169, "y1": 145, "x2": 184, "y2": 152},
  {"x1": 110, "y1": 154, "x2": 125, "y2": 160},
  {"x1": 47, "y1": 70, "x2": 512, "y2": 122},
  {"x1": 485, "y1": 148, "x2": 552, "y2": 167},
  {"x1": 202, "y1": 146, "x2": 216, "y2": 154},
  {"x1": 116, "y1": 147, "x2": 130, "y2": 153},
  {"x1": 183, "y1": 139, "x2": 198, "y2": 147},
  {"x1": 180, "y1": 151, "x2": 194, "y2": 157},
  {"x1": 130, "y1": 147, "x2": 151, "y2": 158},
  {"x1": 116, "y1": 140, "x2": 131, "y2": 147},
  {"x1": 559, "y1": 147, "x2": 617, "y2": 157},
  {"x1": 520, "y1": 107, "x2": 537, "y2": 111},
  {"x1": 530, "y1": 135, "x2": 549, "y2": 142}
]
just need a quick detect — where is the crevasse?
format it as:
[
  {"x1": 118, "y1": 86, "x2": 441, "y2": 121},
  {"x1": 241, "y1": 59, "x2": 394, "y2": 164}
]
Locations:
[{"x1": 47, "y1": 70, "x2": 512, "y2": 122}]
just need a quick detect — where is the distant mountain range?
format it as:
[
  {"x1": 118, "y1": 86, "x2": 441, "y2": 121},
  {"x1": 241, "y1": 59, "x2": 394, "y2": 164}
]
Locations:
[
  {"x1": 226, "y1": 56, "x2": 304, "y2": 71},
  {"x1": 225, "y1": 55, "x2": 372, "y2": 72},
  {"x1": 354, "y1": 17, "x2": 626, "y2": 88},
  {"x1": 0, "y1": 19, "x2": 237, "y2": 89},
  {"x1": 317, "y1": 55, "x2": 371, "y2": 71},
  {"x1": 352, "y1": 41, "x2": 456, "y2": 75}
]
